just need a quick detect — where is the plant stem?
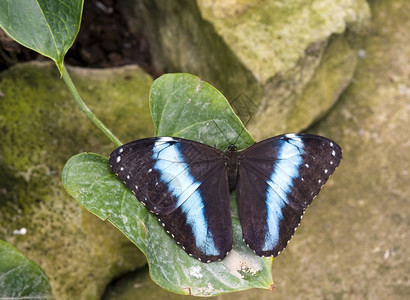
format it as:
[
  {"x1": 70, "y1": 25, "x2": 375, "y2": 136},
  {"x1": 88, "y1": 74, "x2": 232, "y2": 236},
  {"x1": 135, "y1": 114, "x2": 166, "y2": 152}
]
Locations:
[{"x1": 61, "y1": 64, "x2": 122, "y2": 148}]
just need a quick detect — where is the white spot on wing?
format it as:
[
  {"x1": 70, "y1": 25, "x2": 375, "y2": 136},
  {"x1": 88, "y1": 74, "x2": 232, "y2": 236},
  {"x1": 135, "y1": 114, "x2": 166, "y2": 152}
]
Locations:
[
  {"x1": 285, "y1": 133, "x2": 302, "y2": 141},
  {"x1": 157, "y1": 137, "x2": 176, "y2": 143},
  {"x1": 116, "y1": 156, "x2": 121, "y2": 163}
]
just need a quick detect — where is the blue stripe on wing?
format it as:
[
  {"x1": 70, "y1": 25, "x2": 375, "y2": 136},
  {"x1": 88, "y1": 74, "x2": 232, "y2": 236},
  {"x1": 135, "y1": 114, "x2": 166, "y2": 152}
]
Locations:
[
  {"x1": 152, "y1": 139, "x2": 220, "y2": 256},
  {"x1": 263, "y1": 136, "x2": 304, "y2": 251}
]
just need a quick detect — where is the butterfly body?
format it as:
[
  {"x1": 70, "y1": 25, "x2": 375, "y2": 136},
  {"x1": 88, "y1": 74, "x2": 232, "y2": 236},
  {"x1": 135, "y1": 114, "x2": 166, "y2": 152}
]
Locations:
[
  {"x1": 109, "y1": 134, "x2": 342, "y2": 262},
  {"x1": 225, "y1": 144, "x2": 240, "y2": 190}
]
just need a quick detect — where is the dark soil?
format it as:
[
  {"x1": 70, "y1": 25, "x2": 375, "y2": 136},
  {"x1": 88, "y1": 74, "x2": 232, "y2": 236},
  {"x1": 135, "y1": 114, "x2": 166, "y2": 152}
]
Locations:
[{"x1": 0, "y1": 0, "x2": 158, "y2": 77}]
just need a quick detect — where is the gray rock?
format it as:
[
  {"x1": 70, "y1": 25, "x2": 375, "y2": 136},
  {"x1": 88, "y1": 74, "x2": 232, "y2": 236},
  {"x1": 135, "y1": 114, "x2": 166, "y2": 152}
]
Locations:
[
  {"x1": 105, "y1": 1, "x2": 409, "y2": 299},
  {"x1": 119, "y1": 0, "x2": 370, "y2": 138},
  {"x1": 269, "y1": 1, "x2": 410, "y2": 299}
]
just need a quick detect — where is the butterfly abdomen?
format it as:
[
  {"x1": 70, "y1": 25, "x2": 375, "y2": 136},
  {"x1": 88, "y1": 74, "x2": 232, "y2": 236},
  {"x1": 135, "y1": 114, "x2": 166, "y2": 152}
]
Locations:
[{"x1": 226, "y1": 144, "x2": 240, "y2": 191}]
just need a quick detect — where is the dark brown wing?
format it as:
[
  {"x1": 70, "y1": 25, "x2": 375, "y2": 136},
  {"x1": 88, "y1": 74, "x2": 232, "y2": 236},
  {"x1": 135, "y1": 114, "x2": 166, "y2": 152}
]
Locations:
[
  {"x1": 109, "y1": 137, "x2": 232, "y2": 262},
  {"x1": 236, "y1": 134, "x2": 342, "y2": 257}
]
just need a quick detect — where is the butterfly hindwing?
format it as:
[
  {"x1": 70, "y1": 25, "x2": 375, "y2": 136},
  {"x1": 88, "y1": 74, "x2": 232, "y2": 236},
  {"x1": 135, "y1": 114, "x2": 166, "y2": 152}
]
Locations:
[
  {"x1": 109, "y1": 137, "x2": 232, "y2": 262},
  {"x1": 236, "y1": 133, "x2": 342, "y2": 257}
]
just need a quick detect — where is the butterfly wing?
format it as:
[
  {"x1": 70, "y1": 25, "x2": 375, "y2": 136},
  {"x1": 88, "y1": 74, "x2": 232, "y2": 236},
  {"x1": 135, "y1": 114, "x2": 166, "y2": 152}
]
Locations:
[
  {"x1": 109, "y1": 137, "x2": 232, "y2": 262},
  {"x1": 236, "y1": 133, "x2": 342, "y2": 257}
]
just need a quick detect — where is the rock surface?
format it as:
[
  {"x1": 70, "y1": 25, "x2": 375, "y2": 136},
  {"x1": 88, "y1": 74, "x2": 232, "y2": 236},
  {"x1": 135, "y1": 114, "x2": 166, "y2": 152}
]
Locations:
[
  {"x1": 1, "y1": 0, "x2": 409, "y2": 298},
  {"x1": 0, "y1": 62, "x2": 153, "y2": 299},
  {"x1": 104, "y1": 0, "x2": 410, "y2": 299},
  {"x1": 119, "y1": 0, "x2": 370, "y2": 138},
  {"x1": 272, "y1": 1, "x2": 410, "y2": 298}
]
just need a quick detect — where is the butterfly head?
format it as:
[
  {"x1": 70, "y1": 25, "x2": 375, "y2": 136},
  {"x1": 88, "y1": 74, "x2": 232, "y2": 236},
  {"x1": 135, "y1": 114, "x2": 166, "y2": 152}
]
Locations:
[{"x1": 227, "y1": 144, "x2": 238, "y2": 152}]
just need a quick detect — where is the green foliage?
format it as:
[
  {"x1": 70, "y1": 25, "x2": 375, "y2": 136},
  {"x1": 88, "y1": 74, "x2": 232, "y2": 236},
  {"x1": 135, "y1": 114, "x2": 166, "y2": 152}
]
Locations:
[
  {"x1": 150, "y1": 73, "x2": 254, "y2": 149},
  {"x1": 62, "y1": 74, "x2": 273, "y2": 296},
  {"x1": 0, "y1": 240, "x2": 52, "y2": 299},
  {"x1": 0, "y1": 0, "x2": 83, "y2": 73}
]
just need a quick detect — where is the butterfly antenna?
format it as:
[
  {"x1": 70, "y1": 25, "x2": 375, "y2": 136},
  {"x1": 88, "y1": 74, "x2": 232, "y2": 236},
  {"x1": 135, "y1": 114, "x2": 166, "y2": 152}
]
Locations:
[
  {"x1": 229, "y1": 91, "x2": 258, "y2": 147},
  {"x1": 232, "y1": 115, "x2": 253, "y2": 147},
  {"x1": 212, "y1": 119, "x2": 232, "y2": 145}
]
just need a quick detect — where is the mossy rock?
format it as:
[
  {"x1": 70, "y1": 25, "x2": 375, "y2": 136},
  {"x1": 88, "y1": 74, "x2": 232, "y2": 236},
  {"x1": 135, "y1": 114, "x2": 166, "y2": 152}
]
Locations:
[
  {"x1": 271, "y1": 1, "x2": 410, "y2": 298},
  {"x1": 0, "y1": 61, "x2": 153, "y2": 299},
  {"x1": 119, "y1": 0, "x2": 370, "y2": 138}
]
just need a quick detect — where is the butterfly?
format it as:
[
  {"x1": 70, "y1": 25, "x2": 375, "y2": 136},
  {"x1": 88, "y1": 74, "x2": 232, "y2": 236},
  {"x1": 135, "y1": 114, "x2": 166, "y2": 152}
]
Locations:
[{"x1": 109, "y1": 133, "x2": 342, "y2": 262}]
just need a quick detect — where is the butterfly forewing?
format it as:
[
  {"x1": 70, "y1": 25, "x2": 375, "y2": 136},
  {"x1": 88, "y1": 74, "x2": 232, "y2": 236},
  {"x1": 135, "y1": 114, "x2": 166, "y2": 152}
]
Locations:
[
  {"x1": 236, "y1": 133, "x2": 342, "y2": 257},
  {"x1": 109, "y1": 137, "x2": 233, "y2": 262},
  {"x1": 157, "y1": 161, "x2": 232, "y2": 262}
]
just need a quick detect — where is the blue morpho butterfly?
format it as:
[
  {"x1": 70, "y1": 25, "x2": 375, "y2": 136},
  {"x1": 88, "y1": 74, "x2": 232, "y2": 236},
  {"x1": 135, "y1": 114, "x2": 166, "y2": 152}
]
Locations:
[{"x1": 109, "y1": 132, "x2": 342, "y2": 262}]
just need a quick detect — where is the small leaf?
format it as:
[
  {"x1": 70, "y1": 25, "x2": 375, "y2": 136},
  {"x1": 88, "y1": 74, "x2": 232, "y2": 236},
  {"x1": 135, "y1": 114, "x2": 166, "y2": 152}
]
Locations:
[
  {"x1": 0, "y1": 0, "x2": 83, "y2": 73},
  {"x1": 62, "y1": 73, "x2": 274, "y2": 296},
  {"x1": 0, "y1": 240, "x2": 52, "y2": 299},
  {"x1": 150, "y1": 73, "x2": 254, "y2": 150}
]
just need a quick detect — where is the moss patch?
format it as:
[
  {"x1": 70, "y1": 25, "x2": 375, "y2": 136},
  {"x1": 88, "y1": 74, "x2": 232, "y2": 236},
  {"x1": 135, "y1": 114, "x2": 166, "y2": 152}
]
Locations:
[{"x1": 0, "y1": 62, "x2": 153, "y2": 299}]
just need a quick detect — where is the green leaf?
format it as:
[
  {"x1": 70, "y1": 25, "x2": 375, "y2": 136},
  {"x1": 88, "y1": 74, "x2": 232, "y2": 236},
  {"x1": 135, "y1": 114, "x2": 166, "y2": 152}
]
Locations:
[
  {"x1": 150, "y1": 73, "x2": 254, "y2": 150},
  {"x1": 0, "y1": 240, "x2": 52, "y2": 299},
  {"x1": 0, "y1": 0, "x2": 83, "y2": 73},
  {"x1": 62, "y1": 73, "x2": 274, "y2": 296}
]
